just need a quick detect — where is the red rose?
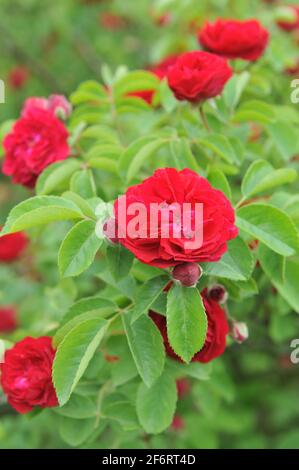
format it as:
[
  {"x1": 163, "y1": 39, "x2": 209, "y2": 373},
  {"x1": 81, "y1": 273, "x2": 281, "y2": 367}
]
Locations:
[
  {"x1": 2, "y1": 106, "x2": 70, "y2": 188},
  {"x1": 150, "y1": 289, "x2": 229, "y2": 363},
  {"x1": 8, "y1": 66, "x2": 29, "y2": 90},
  {"x1": 167, "y1": 51, "x2": 232, "y2": 103},
  {"x1": 277, "y1": 6, "x2": 299, "y2": 32},
  {"x1": 0, "y1": 228, "x2": 28, "y2": 262},
  {"x1": 198, "y1": 19, "x2": 269, "y2": 61},
  {"x1": 0, "y1": 306, "x2": 18, "y2": 333},
  {"x1": 0, "y1": 336, "x2": 58, "y2": 414},
  {"x1": 129, "y1": 55, "x2": 179, "y2": 105},
  {"x1": 114, "y1": 168, "x2": 238, "y2": 268}
]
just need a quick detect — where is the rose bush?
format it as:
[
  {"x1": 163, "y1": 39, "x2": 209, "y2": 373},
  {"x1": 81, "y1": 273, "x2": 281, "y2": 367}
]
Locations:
[{"x1": 0, "y1": 0, "x2": 299, "y2": 451}]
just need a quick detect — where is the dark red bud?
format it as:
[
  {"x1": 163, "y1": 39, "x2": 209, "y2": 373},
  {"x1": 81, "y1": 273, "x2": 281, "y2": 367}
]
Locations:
[
  {"x1": 208, "y1": 284, "x2": 227, "y2": 303},
  {"x1": 172, "y1": 263, "x2": 202, "y2": 287}
]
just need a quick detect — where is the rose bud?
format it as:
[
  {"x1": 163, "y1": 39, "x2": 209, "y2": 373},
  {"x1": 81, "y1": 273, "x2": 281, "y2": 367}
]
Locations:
[
  {"x1": 231, "y1": 321, "x2": 249, "y2": 343},
  {"x1": 0, "y1": 336, "x2": 58, "y2": 414},
  {"x1": 172, "y1": 262, "x2": 202, "y2": 287},
  {"x1": 48, "y1": 95, "x2": 72, "y2": 120},
  {"x1": 0, "y1": 306, "x2": 18, "y2": 333},
  {"x1": 276, "y1": 6, "x2": 299, "y2": 32},
  {"x1": 208, "y1": 284, "x2": 227, "y2": 304}
]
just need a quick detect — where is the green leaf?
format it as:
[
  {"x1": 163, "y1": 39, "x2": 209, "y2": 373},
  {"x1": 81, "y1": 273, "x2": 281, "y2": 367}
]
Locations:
[
  {"x1": 70, "y1": 170, "x2": 96, "y2": 198},
  {"x1": 36, "y1": 159, "x2": 81, "y2": 195},
  {"x1": 202, "y1": 237, "x2": 254, "y2": 281},
  {"x1": 58, "y1": 220, "x2": 102, "y2": 277},
  {"x1": 199, "y1": 134, "x2": 237, "y2": 164},
  {"x1": 158, "y1": 78, "x2": 177, "y2": 113},
  {"x1": 166, "y1": 285, "x2": 208, "y2": 363},
  {"x1": 119, "y1": 135, "x2": 158, "y2": 175},
  {"x1": 136, "y1": 372, "x2": 177, "y2": 434},
  {"x1": 267, "y1": 121, "x2": 299, "y2": 161},
  {"x1": 127, "y1": 139, "x2": 166, "y2": 182},
  {"x1": 267, "y1": 258, "x2": 299, "y2": 313},
  {"x1": 258, "y1": 243, "x2": 285, "y2": 284},
  {"x1": 114, "y1": 71, "x2": 160, "y2": 97},
  {"x1": 242, "y1": 160, "x2": 297, "y2": 198},
  {"x1": 1, "y1": 196, "x2": 83, "y2": 234},
  {"x1": 223, "y1": 71, "x2": 250, "y2": 111},
  {"x1": 170, "y1": 139, "x2": 200, "y2": 172},
  {"x1": 62, "y1": 191, "x2": 96, "y2": 219},
  {"x1": 53, "y1": 317, "x2": 108, "y2": 406},
  {"x1": 131, "y1": 275, "x2": 169, "y2": 323},
  {"x1": 58, "y1": 416, "x2": 96, "y2": 447},
  {"x1": 207, "y1": 167, "x2": 232, "y2": 200},
  {"x1": 106, "y1": 243, "x2": 134, "y2": 280},
  {"x1": 122, "y1": 311, "x2": 165, "y2": 387},
  {"x1": 54, "y1": 394, "x2": 97, "y2": 419},
  {"x1": 232, "y1": 100, "x2": 276, "y2": 124},
  {"x1": 88, "y1": 158, "x2": 118, "y2": 174},
  {"x1": 236, "y1": 204, "x2": 299, "y2": 257}
]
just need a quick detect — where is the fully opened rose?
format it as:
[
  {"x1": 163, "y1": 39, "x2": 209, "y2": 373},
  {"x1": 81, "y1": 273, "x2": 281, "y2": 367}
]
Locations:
[
  {"x1": 0, "y1": 337, "x2": 58, "y2": 414},
  {"x1": 198, "y1": 19, "x2": 269, "y2": 61},
  {"x1": 166, "y1": 51, "x2": 232, "y2": 103},
  {"x1": 2, "y1": 104, "x2": 70, "y2": 188},
  {"x1": 113, "y1": 168, "x2": 238, "y2": 268},
  {"x1": 150, "y1": 288, "x2": 229, "y2": 363}
]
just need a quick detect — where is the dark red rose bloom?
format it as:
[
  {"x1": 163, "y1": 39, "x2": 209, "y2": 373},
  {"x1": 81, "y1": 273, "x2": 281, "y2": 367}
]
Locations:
[
  {"x1": 167, "y1": 51, "x2": 232, "y2": 103},
  {"x1": 150, "y1": 289, "x2": 229, "y2": 363},
  {"x1": 0, "y1": 227, "x2": 28, "y2": 262},
  {"x1": 277, "y1": 6, "x2": 299, "y2": 31},
  {"x1": 0, "y1": 336, "x2": 58, "y2": 414},
  {"x1": 198, "y1": 19, "x2": 269, "y2": 61},
  {"x1": 0, "y1": 306, "x2": 18, "y2": 333},
  {"x1": 114, "y1": 168, "x2": 238, "y2": 268},
  {"x1": 8, "y1": 66, "x2": 29, "y2": 90},
  {"x1": 129, "y1": 55, "x2": 179, "y2": 105},
  {"x1": 2, "y1": 106, "x2": 70, "y2": 188}
]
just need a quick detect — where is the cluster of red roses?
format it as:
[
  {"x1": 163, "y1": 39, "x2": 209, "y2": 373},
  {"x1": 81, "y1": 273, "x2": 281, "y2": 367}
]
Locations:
[{"x1": 0, "y1": 17, "x2": 263, "y2": 417}]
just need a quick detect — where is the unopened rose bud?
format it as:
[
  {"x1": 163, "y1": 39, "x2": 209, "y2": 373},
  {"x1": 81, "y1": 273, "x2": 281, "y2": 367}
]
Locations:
[
  {"x1": 208, "y1": 284, "x2": 227, "y2": 303},
  {"x1": 48, "y1": 94, "x2": 72, "y2": 119},
  {"x1": 172, "y1": 263, "x2": 202, "y2": 287},
  {"x1": 176, "y1": 379, "x2": 191, "y2": 399},
  {"x1": 231, "y1": 322, "x2": 249, "y2": 343}
]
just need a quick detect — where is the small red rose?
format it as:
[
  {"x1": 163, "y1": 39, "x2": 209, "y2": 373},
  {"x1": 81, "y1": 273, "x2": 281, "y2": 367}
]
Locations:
[
  {"x1": 0, "y1": 306, "x2": 18, "y2": 333},
  {"x1": 167, "y1": 51, "x2": 232, "y2": 103},
  {"x1": 114, "y1": 168, "x2": 238, "y2": 268},
  {"x1": 2, "y1": 105, "x2": 70, "y2": 188},
  {"x1": 8, "y1": 66, "x2": 29, "y2": 90},
  {"x1": 0, "y1": 228, "x2": 28, "y2": 262},
  {"x1": 150, "y1": 288, "x2": 229, "y2": 363},
  {"x1": 198, "y1": 19, "x2": 269, "y2": 61},
  {"x1": 0, "y1": 336, "x2": 58, "y2": 414}
]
